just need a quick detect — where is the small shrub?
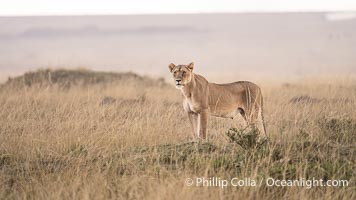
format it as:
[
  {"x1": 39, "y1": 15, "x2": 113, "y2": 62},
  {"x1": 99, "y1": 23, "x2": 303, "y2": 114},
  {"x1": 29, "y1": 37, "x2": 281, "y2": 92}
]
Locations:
[
  {"x1": 225, "y1": 127, "x2": 266, "y2": 149},
  {"x1": 317, "y1": 117, "x2": 356, "y2": 144}
]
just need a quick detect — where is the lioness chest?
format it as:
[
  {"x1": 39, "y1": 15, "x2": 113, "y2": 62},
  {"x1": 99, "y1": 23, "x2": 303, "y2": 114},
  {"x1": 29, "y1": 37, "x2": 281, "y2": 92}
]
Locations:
[{"x1": 181, "y1": 92, "x2": 202, "y2": 113}]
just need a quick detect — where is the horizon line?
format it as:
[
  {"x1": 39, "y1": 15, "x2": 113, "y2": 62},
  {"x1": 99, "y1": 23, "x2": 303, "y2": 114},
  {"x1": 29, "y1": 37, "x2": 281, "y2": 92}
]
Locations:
[{"x1": 1, "y1": 10, "x2": 356, "y2": 17}]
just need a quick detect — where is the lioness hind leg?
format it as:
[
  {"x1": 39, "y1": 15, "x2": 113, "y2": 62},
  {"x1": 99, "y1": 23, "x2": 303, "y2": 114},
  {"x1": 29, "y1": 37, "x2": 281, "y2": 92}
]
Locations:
[
  {"x1": 250, "y1": 105, "x2": 268, "y2": 142},
  {"x1": 256, "y1": 108, "x2": 268, "y2": 144},
  {"x1": 239, "y1": 107, "x2": 267, "y2": 144}
]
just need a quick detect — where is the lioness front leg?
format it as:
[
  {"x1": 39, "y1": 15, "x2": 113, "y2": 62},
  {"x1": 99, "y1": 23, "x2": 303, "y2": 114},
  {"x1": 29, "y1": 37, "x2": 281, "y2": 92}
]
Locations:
[
  {"x1": 187, "y1": 112, "x2": 199, "y2": 139},
  {"x1": 199, "y1": 109, "x2": 208, "y2": 139}
]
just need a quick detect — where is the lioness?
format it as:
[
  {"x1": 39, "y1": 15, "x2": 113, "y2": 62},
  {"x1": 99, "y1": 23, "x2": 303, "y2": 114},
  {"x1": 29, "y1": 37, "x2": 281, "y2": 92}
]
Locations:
[{"x1": 169, "y1": 62, "x2": 267, "y2": 140}]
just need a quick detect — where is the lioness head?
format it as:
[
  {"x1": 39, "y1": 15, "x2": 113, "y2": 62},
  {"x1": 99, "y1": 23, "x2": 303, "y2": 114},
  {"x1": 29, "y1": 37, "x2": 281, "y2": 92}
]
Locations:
[{"x1": 168, "y1": 62, "x2": 194, "y2": 89}]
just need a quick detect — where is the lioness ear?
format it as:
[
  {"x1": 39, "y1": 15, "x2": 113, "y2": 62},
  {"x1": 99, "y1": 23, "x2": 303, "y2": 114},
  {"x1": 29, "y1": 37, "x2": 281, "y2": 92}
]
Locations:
[
  {"x1": 168, "y1": 63, "x2": 176, "y2": 72},
  {"x1": 187, "y1": 62, "x2": 194, "y2": 71}
]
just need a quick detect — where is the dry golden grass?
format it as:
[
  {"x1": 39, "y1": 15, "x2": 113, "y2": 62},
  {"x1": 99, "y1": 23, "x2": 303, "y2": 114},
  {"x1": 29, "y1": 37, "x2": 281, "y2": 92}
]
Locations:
[{"x1": 0, "y1": 70, "x2": 355, "y2": 199}]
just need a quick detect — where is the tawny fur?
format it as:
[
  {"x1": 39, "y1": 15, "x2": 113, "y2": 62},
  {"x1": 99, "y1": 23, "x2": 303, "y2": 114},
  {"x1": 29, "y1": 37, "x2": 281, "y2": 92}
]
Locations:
[{"x1": 169, "y1": 62, "x2": 266, "y2": 140}]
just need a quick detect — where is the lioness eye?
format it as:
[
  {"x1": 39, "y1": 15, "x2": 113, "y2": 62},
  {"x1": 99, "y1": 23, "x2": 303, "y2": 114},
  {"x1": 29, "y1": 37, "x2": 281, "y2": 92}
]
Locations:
[{"x1": 182, "y1": 71, "x2": 186, "y2": 75}]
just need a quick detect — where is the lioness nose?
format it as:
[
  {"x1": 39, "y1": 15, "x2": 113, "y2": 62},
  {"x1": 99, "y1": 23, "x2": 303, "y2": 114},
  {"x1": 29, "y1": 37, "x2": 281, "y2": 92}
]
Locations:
[{"x1": 176, "y1": 79, "x2": 182, "y2": 84}]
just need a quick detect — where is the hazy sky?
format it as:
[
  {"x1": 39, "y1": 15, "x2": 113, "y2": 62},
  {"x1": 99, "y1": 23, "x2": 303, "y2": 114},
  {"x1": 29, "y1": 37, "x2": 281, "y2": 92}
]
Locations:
[{"x1": 1, "y1": 0, "x2": 356, "y2": 16}]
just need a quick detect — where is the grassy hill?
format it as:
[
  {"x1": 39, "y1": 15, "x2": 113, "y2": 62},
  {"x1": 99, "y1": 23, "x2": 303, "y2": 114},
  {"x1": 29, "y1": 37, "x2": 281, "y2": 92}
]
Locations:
[
  {"x1": 0, "y1": 71, "x2": 355, "y2": 199},
  {"x1": 2, "y1": 68, "x2": 167, "y2": 89}
]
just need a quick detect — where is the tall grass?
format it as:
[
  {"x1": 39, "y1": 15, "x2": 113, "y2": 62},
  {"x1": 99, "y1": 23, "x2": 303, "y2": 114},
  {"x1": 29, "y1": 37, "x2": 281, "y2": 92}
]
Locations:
[{"x1": 0, "y1": 71, "x2": 355, "y2": 199}]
